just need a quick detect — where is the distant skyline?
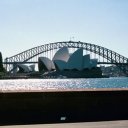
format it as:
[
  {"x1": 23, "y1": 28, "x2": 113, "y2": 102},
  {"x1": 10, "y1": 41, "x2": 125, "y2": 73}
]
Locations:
[{"x1": 0, "y1": 0, "x2": 128, "y2": 59}]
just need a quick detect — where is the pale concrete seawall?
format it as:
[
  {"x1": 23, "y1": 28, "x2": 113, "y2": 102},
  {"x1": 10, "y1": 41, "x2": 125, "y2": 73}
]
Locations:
[
  {"x1": 1, "y1": 120, "x2": 128, "y2": 128},
  {"x1": 0, "y1": 89, "x2": 128, "y2": 125}
]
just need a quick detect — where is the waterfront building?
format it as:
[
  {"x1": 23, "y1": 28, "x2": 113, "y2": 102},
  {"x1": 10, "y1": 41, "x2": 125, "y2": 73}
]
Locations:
[
  {"x1": 52, "y1": 47, "x2": 70, "y2": 62},
  {"x1": 90, "y1": 59, "x2": 98, "y2": 68},
  {"x1": 17, "y1": 64, "x2": 35, "y2": 73},
  {"x1": 54, "y1": 60, "x2": 67, "y2": 71},
  {"x1": 38, "y1": 57, "x2": 55, "y2": 72},
  {"x1": 67, "y1": 48, "x2": 83, "y2": 70},
  {"x1": 38, "y1": 47, "x2": 98, "y2": 72},
  {"x1": 52, "y1": 46, "x2": 70, "y2": 71},
  {"x1": 83, "y1": 54, "x2": 91, "y2": 69}
]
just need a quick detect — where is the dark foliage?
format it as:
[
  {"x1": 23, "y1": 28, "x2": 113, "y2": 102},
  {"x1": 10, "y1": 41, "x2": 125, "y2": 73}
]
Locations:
[{"x1": 0, "y1": 52, "x2": 4, "y2": 72}]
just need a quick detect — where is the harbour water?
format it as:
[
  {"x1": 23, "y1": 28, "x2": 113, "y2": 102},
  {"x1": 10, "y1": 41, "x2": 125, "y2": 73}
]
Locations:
[{"x1": 0, "y1": 77, "x2": 128, "y2": 91}]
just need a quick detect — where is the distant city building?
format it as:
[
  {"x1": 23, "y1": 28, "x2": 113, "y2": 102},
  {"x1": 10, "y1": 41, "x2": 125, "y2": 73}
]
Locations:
[{"x1": 101, "y1": 65, "x2": 126, "y2": 77}]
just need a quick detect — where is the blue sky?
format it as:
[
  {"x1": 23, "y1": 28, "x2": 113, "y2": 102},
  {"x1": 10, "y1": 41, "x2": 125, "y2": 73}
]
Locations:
[{"x1": 0, "y1": 0, "x2": 128, "y2": 59}]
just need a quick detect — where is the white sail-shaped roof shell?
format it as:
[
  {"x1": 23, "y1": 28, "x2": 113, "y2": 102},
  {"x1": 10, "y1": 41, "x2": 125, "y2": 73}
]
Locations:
[
  {"x1": 54, "y1": 60, "x2": 67, "y2": 71},
  {"x1": 52, "y1": 47, "x2": 70, "y2": 62},
  {"x1": 83, "y1": 54, "x2": 90, "y2": 69},
  {"x1": 38, "y1": 57, "x2": 55, "y2": 71},
  {"x1": 29, "y1": 65, "x2": 35, "y2": 72},
  {"x1": 18, "y1": 64, "x2": 30, "y2": 73},
  {"x1": 90, "y1": 59, "x2": 98, "y2": 68},
  {"x1": 67, "y1": 48, "x2": 83, "y2": 70}
]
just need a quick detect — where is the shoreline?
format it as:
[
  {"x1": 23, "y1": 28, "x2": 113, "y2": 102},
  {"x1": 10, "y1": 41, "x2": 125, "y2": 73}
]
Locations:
[
  {"x1": 0, "y1": 75, "x2": 110, "y2": 80},
  {"x1": 1, "y1": 88, "x2": 128, "y2": 93}
]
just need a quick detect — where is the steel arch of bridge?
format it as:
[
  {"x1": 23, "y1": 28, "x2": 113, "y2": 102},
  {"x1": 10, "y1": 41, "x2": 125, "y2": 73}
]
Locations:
[{"x1": 4, "y1": 41, "x2": 128, "y2": 73}]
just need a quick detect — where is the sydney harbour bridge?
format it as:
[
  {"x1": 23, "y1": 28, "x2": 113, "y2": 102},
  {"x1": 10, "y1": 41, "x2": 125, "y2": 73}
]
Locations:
[{"x1": 3, "y1": 41, "x2": 128, "y2": 74}]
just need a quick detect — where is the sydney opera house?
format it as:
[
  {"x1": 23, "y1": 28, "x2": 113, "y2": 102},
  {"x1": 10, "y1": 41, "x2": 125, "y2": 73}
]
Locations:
[
  {"x1": 38, "y1": 47, "x2": 97, "y2": 71},
  {"x1": 17, "y1": 64, "x2": 35, "y2": 73},
  {"x1": 17, "y1": 47, "x2": 102, "y2": 78},
  {"x1": 38, "y1": 47, "x2": 102, "y2": 78}
]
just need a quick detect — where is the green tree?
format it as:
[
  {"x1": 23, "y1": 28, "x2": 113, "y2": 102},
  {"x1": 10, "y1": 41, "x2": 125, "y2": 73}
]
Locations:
[{"x1": 0, "y1": 52, "x2": 4, "y2": 72}]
